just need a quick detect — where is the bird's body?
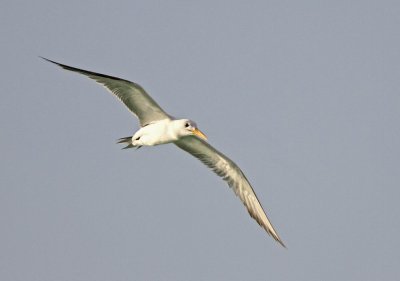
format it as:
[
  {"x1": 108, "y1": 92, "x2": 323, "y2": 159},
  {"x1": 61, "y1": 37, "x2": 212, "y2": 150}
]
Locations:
[
  {"x1": 132, "y1": 119, "x2": 176, "y2": 147},
  {"x1": 133, "y1": 119, "x2": 174, "y2": 146},
  {"x1": 42, "y1": 57, "x2": 285, "y2": 247},
  {"x1": 126, "y1": 119, "x2": 204, "y2": 147}
]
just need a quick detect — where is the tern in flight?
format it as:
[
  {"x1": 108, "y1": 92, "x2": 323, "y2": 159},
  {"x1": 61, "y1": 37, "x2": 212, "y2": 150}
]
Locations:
[{"x1": 42, "y1": 57, "x2": 285, "y2": 247}]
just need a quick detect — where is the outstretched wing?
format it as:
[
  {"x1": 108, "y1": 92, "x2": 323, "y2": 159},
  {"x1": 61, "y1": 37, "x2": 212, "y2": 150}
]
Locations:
[
  {"x1": 175, "y1": 136, "x2": 285, "y2": 247},
  {"x1": 42, "y1": 57, "x2": 171, "y2": 126}
]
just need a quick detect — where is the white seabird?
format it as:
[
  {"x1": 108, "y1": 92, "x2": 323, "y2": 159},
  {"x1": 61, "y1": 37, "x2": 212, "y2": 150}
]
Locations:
[{"x1": 42, "y1": 57, "x2": 285, "y2": 247}]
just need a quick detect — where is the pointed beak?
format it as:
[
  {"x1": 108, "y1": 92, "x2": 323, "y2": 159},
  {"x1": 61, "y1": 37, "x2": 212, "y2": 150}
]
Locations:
[{"x1": 192, "y1": 128, "x2": 207, "y2": 140}]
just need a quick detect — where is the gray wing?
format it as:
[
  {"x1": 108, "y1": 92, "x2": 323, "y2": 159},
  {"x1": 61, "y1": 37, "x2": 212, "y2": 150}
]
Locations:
[
  {"x1": 175, "y1": 136, "x2": 285, "y2": 247},
  {"x1": 42, "y1": 57, "x2": 171, "y2": 126}
]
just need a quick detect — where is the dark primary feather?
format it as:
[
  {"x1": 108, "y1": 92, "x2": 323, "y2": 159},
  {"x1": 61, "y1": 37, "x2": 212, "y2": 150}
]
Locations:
[{"x1": 41, "y1": 57, "x2": 171, "y2": 126}]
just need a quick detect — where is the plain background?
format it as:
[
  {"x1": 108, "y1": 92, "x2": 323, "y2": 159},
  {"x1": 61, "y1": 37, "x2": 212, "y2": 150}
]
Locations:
[{"x1": 1, "y1": 1, "x2": 399, "y2": 280}]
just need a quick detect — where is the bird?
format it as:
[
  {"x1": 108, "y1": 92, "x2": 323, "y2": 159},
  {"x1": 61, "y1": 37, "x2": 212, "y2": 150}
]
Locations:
[{"x1": 42, "y1": 57, "x2": 285, "y2": 247}]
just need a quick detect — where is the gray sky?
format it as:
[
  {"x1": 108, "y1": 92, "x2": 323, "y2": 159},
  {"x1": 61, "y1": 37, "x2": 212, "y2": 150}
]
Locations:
[{"x1": 1, "y1": 1, "x2": 399, "y2": 280}]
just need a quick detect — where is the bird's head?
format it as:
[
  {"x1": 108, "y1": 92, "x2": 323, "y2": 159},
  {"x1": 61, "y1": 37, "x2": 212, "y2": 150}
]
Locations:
[{"x1": 176, "y1": 119, "x2": 207, "y2": 140}]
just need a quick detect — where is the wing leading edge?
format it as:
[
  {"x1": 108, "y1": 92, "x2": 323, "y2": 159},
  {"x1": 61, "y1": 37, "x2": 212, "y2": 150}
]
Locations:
[{"x1": 42, "y1": 57, "x2": 171, "y2": 126}]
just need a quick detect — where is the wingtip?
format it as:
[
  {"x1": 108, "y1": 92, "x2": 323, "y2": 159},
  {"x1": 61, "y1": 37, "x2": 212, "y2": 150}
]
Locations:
[
  {"x1": 277, "y1": 238, "x2": 287, "y2": 248},
  {"x1": 271, "y1": 231, "x2": 286, "y2": 248},
  {"x1": 265, "y1": 225, "x2": 286, "y2": 248},
  {"x1": 39, "y1": 56, "x2": 53, "y2": 63},
  {"x1": 40, "y1": 56, "x2": 64, "y2": 66}
]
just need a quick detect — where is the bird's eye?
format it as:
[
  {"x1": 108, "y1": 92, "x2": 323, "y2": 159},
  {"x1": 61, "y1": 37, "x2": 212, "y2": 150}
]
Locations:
[
  {"x1": 185, "y1": 123, "x2": 190, "y2": 128},
  {"x1": 135, "y1": 137, "x2": 140, "y2": 140}
]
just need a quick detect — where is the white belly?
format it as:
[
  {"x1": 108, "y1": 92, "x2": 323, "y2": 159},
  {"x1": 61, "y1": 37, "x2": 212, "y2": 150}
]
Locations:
[{"x1": 133, "y1": 119, "x2": 178, "y2": 146}]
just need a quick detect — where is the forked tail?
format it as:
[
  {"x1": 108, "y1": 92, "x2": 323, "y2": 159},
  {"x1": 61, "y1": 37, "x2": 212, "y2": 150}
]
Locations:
[{"x1": 117, "y1": 136, "x2": 135, "y2": 149}]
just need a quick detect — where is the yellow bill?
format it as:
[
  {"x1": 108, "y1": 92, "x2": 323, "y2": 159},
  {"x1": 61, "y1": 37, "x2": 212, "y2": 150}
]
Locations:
[{"x1": 193, "y1": 128, "x2": 207, "y2": 140}]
